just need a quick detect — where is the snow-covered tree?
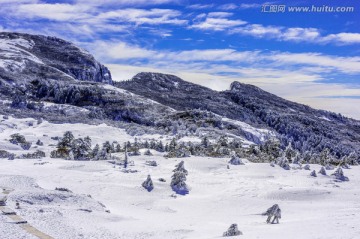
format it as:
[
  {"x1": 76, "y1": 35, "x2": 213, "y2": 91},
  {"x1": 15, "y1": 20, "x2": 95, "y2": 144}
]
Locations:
[
  {"x1": 171, "y1": 161, "x2": 189, "y2": 194},
  {"x1": 338, "y1": 156, "x2": 350, "y2": 169},
  {"x1": 91, "y1": 144, "x2": 100, "y2": 159},
  {"x1": 319, "y1": 148, "x2": 331, "y2": 166},
  {"x1": 156, "y1": 140, "x2": 165, "y2": 152},
  {"x1": 102, "y1": 141, "x2": 113, "y2": 154},
  {"x1": 228, "y1": 154, "x2": 244, "y2": 165},
  {"x1": 223, "y1": 224, "x2": 242, "y2": 237},
  {"x1": 318, "y1": 167, "x2": 326, "y2": 175},
  {"x1": 331, "y1": 167, "x2": 349, "y2": 181},
  {"x1": 142, "y1": 175, "x2": 154, "y2": 192},
  {"x1": 303, "y1": 164, "x2": 310, "y2": 170},
  {"x1": 284, "y1": 142, "x2": 296, "y2": 162},
  {"x1": 144, "y1": 149, "x2": 153, "y2": 156},
  {"x1": 310, "y1": 170, "x2": 317, "y2": 177},
  {"x1": 218, "y1": 135, "x2": 229, "y2": 147},
  {"x1": 123, "y1": 146, "x2": 129, "y2": 168},
  {"x1": 71, "y1": 137, "x2": 92, "y2": 160},
  {"x1": 277, "y1": 155, "x2": 290, "y2": 170},
  {"x1": 55, "y1": 131, "x2": 74, "y2": 157},
  {"x1": 36, "y1": 139, "x2": 44, "y2": 146},
  {"x1": 201, "y1": 136, "x2": 210, "y2": 148}
]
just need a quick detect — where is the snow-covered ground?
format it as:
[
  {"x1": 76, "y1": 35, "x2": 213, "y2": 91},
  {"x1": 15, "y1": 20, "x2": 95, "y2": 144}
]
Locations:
[{"x1": 1, "y1": 115, "x2": 360, "y2": 239}]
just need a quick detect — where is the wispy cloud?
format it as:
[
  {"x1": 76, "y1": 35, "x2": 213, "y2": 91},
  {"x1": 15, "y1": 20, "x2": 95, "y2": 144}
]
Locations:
[
  {"x1": 190, "y1": 13, "x2": 246, "y2": 31},
  {"x1": 97, "y1": 8, "x2": 187, "y2": 26},
  {"x1": 217, "y1": 3, "x2": 238, "y2": 10},
  {"x1": 187, "y1": 4, "x2": 214, "y2": 10},
  {"x1": 230, "y1": 24, "x2": 360, "y2": 45}
]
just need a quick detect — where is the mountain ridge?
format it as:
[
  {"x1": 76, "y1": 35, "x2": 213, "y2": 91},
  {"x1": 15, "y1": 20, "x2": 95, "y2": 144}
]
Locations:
[{"x1": 0, "y1": 32, "x2": 359, "y2": 160}]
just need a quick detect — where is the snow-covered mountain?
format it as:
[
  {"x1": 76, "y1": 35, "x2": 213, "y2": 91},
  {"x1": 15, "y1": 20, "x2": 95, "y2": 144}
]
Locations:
[
  {"x1": 1, "y1": 32, "x2": 360, "y2": 160},
  {"x1": 1, "y1": 32, "x2": 360, "y2": 239},
  {"x1": 117, "y1": 72, "x2": 360, "y2": 158}
]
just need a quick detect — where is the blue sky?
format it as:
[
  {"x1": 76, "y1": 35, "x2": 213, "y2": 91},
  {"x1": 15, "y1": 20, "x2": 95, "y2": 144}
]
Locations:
[{"x1": 1, "y1": 0, "x2": 360, "y2": 118}]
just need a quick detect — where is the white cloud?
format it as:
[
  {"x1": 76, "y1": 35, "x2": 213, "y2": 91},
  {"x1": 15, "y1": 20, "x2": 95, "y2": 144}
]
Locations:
[
  {"x1": 322, "y1": 33, "x2": 360, "y2": 44},
  {"x1": 207, "y1": 12, "x2": 234, "y2": 18},
  {"x1": 218, "y1": 3, "x2": 238, "y2": 10},
  {"x1": 97, "y1": 8, "x2": 187, "y2": 25},
  {"x1": 191, "y1": 15, "x2": 246, "y2": 31},
  {"x1": 269, "y1": 52, "x2": 360, "y2": 74},
  {"x1": 230, "y1": 23, "x2": 360, "y2": 45},
  {"x1": 14, "y1": 3, "x2": 93, "y2": 21},
  {"x1": 75, "y1": 0, "x2": 177, "y2": 6},
  {"x1": 239, "y1": 3, "x2": 262, "y2": 9},
  {"x1": 187, "y1": 4, "x2": 214, "y2": 9}
]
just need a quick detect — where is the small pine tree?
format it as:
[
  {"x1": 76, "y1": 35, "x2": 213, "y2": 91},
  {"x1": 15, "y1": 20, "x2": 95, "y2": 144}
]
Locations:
[
  {"x1": 144, "y1": 149, "x2": 153, "y2": 156},
  {"x1": 303, "y1": 164, "x2": 310, "y2": 170},
  {"x1": 228, "y1": 154, "x2": 244, "y2": 165},
  {"x1": 91, "y1": 144, "x2": 100, "y2": 159},
  {"x1": 223, "y1": 224, "x2": 242, "y2": 237},
  {"x1": 124, "y1": 146, "x2": 129, "y2": 168},
  {"x1": 310, "y1": 170, "x2": 317, "y2": 177},
  {"x1": 318, "y1": 167, "x2": 326, "y2": 175},
  {"x1": 171, "y1": 161, "x2": 189, "y2": 194},
  {"x1": 319, "y1": 148, "x2": 331, "y2": 166},
  {"x1": 142, "y1": 175, "x2": 154, "y2": 192},
  {"x1": 201, "y1": 136, "x2": 210, "y2": 148},
  {"x1": 115, "y1": 143, "x2": 121, "y2": 153},
  {"x1": 36, "y1": 139, "x2": 44, "y2": 146},
  {"x1": 331, "y1": 167, "x2": 349, "y2": 181}
]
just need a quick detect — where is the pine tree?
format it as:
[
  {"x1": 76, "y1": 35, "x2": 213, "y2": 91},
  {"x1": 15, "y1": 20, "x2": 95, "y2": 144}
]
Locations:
[
  {"x1": 218, "y1": 135, "x2": 228, "y2": 147},
  {"x1": 223, "y1": 224, "x2": 242, "y2": 237},
  {"x1": 331, "y1": 167, "x2": 349, "y2": 181},
  {"x1": 201, "y1": 136, "x2": 210, "y2": 148},
  {"x1": 171, "y1": 161, "x2": 189, "y2": 194},
  {"x1": 318, "y1": 167, "x2": 326, "y2": 175},
  {"x1": 142, "y1": 175, "x2": 154, "y2": 192},
  {"x1": 56, "y1": 131, "x2": 74, "y2": 157},
  {"x1": 102, "y1": 141, "x2": 112, "y2": 154},
  {"x1": 157, "y1": 140, "x2": 165, "y2": 152},
  {"x1": 92, "y1": 144, "x2": 100, "y2": 159},
  {"x1": 124, "y1": 146, "x2": 129, "y2": 168},
  {"x1": 115, "y1": 143, "x2": 121, "y2": 153},
  {"x1": 144, "y1": 149, "x2": 153, "y2": 156},
  {"x1": 319, "y1": 148, "x2": 331, "y2": 166},
  {"x1": 310, "y1": 170, "x2": 317, "y2": 177},
  {"x1": 229, "y1": 154, "x2": 244, "y2": 165}
]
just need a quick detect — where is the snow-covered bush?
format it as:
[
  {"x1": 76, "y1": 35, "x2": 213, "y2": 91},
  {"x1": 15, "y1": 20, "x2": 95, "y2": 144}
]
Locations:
[
  {"x1": 9, "y1": 133, "x2": 31, "y2": 150},
  {"x1": 229, "y1": 154, "x2": 244, "y2": 165},
  {"x1": 21, "y1": 150, "x2": 46, "y2": 159},
  {"x1": 331, "y1": 167, "x2": 349, "y2": 181},
  {"x1": 310, "y1": 170, "x2": 317, "y2": 177},
  {"x1": 145, "y1": 160, "x2": 157, "y2": 167},
  {"x1": 318, "y1": 167, "x2": 326, "y2": 175},
  {"x1": 223, "y1": 224, "x2": 242, "y2": 237},
  {"x1": 303, "y1": 164, "x2": 310, "y2": 170},
  {"x1": 277, "y1": 156, "x2": 290, "y2": 170},
  {"x1": 0, "y1": 150, "x2": 12, "y2": 158},
  {"x1": 142, "y1": 175, "x2": 154, "y2": 192},
  {"x1": 325, "y1": 164, "x2": 334, "y2": 170},
  {"x1": 144, "y1": 149, "x2": 153, "y2": 156},
  {"x1": 55, "y1": 187, "x2": 72, "y2": 193},
  {"x1": 36, "y1": 139, "x2": 44, "y2": 146}
]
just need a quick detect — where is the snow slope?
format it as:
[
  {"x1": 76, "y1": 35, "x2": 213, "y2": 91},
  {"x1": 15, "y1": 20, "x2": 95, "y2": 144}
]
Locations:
[{"x1": 0, "y1": 115, "x2": 359, "y2": 239}]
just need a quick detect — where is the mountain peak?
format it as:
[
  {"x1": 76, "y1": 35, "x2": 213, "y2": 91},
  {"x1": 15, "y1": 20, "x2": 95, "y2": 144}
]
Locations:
[
  {"x1": 230, "y1": 81, "x2": 264, "y2": 94},
  {"x1": 0, "y1": 32, "x2": 112, "y2": 85}
]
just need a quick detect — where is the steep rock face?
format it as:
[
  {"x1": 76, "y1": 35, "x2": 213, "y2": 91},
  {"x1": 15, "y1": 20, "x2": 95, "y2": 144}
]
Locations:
[
  {"x1": 117, "y1": 72, "x2": 360, "y2": 157},
  {"x1": 0, "y1": 32, "x2": 112, "y2": 85}
]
